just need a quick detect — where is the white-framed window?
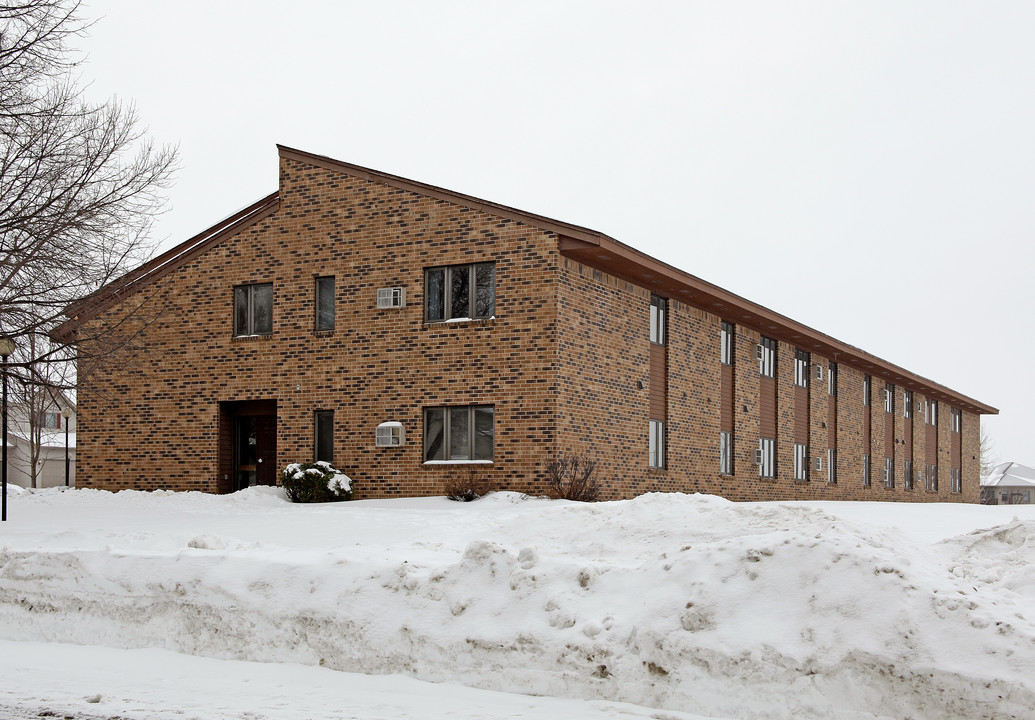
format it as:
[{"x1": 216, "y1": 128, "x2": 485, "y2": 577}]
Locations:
[
  {"x1": 233, "y1": 282, "x2": 273, "y2": 336},
  {"x1": 884, "y1": 383, "x2": 894, "y2": 414},
  {"x1": 650, "y1": 295, "x2": 667, "y2": 345},
  {"x1": 794, "y1": 350, "x2": 810, "y2": 388},
  {"x1": 827, "y1": 448, "x2": 837, "y2": 484},
  {"x1": 424, "y1": 405, "x2": 494, "y2": 462},
  {"x1": 884, "y1": 457, "x2": 894, "y2": 488},
  {"x1": 951, "y1": 467, "x2": 962, "y2": 494},
  {"x1": 758, "y1": 337, "x2": 776, "y2": 378},
  {"x1": 314, "y1": 410, "x2": 334, "y2": 463},
  {"x1": 720, "y1": 431, "x2": 733, "y2": 475},
  {"x1": 926, "y1": 464, "x2": 938, "y2": 492},
  {"x1": 794, "y1": 443, "x2": 809, "y2": 480},
  {"x1": 926, "y1": 400, "x2": 938, "y2": 427},
  {"x1": 863, "y1": 375, "x2": 871, "y2": 406},
  {"x1": 720, "y1": 321, "x2": 734, "y2": 365},
  {"x1": 757, "y1": 437, "x2": 775, "y2": 478},
  {"x1": 904, "y1": 460, "x2": 914, "y2": 490},
  {"x1": 425, "y1": 263, "x2": 495, "y2": 322},
  {"x1": 315, "y1": 276, "x2": 335, "y2": 331},
  {"x1": 39, "y1": 411, "x2": 61, "y2": 429},
  {"x1": 904, "y1": 390, "x2": 913, "y2": 419},
  {"x1": 863, "y1": 454, "x2": 871, "y2": 487},
  {"x1": 828, "y1": 363, "x2": 838, "y2": 396},
  {"x1": 649, "y1": 419, "x2": 666, "y2": 468},
  {"x1": 375, "y1": 421, "x2": 405, "y2": 447},
  {"x1": 950, "y1": 408, "x2": 961, "y2": 433}
]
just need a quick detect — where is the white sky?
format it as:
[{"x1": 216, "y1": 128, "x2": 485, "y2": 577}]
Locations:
[{"x1": 76, "y1": 1, "x2": 1034, "y2": 465}]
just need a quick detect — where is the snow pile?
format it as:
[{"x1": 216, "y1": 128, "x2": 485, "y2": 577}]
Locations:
[{"x1": 2, "y1": 488, "x2": 1035, "y2": 719}]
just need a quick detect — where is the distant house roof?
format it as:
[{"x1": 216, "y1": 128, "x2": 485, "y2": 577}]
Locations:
[{"x1": 982, "y1": 462, "x2": 1035, "y2": 488}]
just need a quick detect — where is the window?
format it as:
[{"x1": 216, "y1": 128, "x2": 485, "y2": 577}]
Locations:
[
  {"x1": 720, "y1": 322, "x2": 734, "y2": 365},
  {"x1": 951, "y1": 467, "x2": 961, "y2": 494},
  {"x1": 315, "y1": 276, "x2": 335, "y2": 331},
  {"x1": 828, "y1": 363, "x2": 837, "y2": 396},
  {"x1": 794, "y1": 350, "x2": 810, "y2": 387},
  {"x1": 720, "y1": 431, "x2": 733, "y2": 475},
  {"x1": 758, "y1": 438, "x2": 775, "y2": 478},
  {"x1": 904, "y1": 390, "x2": 913, "y2": 419},
  {"x1": 863, "y1": 454, "x2": 871, "y2": 487},
  {"x1": 314, "y1": 410, "x2": 334, "y2": 463},
  {"x1": 758, "y1": 337, "x2": 776, "y2": 377},
  {"x1": 884, "y1": 384, "x2": 894, "y2": 414},
  {"x1": 649, "y1": 419, "x2": 666, "y2": 468},
  {"x1": 650, "y1": 295, "x2": 667, "y2": 345},
  {"x1": 950, "y1": 408, "x2": 961, "y2": 433},
  {"x1": 827, "y1": 449, "x2": 837, "y2": 484},
  {"x1": 424, "y1": 406, "x2": 494, "y2": 462},
  {"x1": 904, "y1": 460, "x2": 914, "y2": 490},
  {"x1": 926, "y1": 464, "x2": 938, "y2": 492},
  {"x1": 926, "y1": 400, "x2": 938, "y2": 427},
  {"x1": 233, "y1": 283, "x2": 273, "y2": 336},
  {"x1": 425, "y1": 263, "x2": 495, "y2": 322},
  {"x1": 794, "y1": 443, "x2": 809, "y2": 480},
  {"x1": 884, "y1": 457, "x2": 894, "y2": 488},
  {"x1": 39, "y1": 412, "x2": 61, "y2": 429},
  {"x1": 863, "y1": 375, "x2": 871, "y2": 406}
]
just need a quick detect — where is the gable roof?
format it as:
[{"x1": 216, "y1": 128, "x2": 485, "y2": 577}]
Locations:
[
  {"x1": 52, "y1": 145, "x2": 997, "y2": 415},
  {"x1": 982, "y1": 462, "x2": 1035, "y2": 488}
]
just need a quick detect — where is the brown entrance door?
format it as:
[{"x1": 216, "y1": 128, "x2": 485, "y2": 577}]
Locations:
[{"x1": 221, "y1": 400, "x2": 277, "y2": 493}]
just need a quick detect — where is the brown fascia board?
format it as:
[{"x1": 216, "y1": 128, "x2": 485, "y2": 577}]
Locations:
[
  {"x1": 282, "y1": 145, "x2": 995, "y2": 416},
  {"x1": 51, "y1": 192, "x2": 280, "y2": 342},
  {"x1": 559, "y1": 234, "x2": 997, "y2": 416}
]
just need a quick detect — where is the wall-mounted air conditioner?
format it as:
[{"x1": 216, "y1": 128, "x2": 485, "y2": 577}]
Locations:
[
  {"x1": 376, "y1": 421, "x2": 405, "y2": 447},
  {"x1": 376, "y1": 287, "x2": 405, "y2": 309}
]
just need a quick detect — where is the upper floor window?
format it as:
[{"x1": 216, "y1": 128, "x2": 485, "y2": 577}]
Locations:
[
  {"x1": 758, "y1": 337, "x2": 776, "y2": 378},
  {"x1": 828, "y1": 363, "x2": 838, "y2": 396},
  {"x1": 794, "y1": 350, "x2": 810, "y2": 387},
  {"x1": 904, "y1": 390, "x2": 913, "y2": 419},
  {"x1": 863, "y1": 375, "x2": 871, "y2": 406},
  {"x1": 425, "y1": 263, "x2": 495, "y2": 323},
  {"x1": 424, "y1": 405, "x2": 494, "y2": 462},
  {"x1": 926, "y1": 400, "x2": 938, "y2": 427},
  {"x1": 234, "y1": 283, "x2": 273, "y2": 336},
  {"x1": 884, "y1": 383, "x2": 894, "y2": 414},
  {"x1": 650, "y1": 295, "x2": 667, "y2": 345},
  {"x1": 950, "y1": 408, "x2": 961, "y2": 433},
  {"x1": 720, "y1": 322, "x2": 734, "y2": 365},
  {"x1": 315, "y1": 276, "x2": 335, "y2": 331},
  {"x1": 39, "y1": 412, "x2": 61, "y2": 429}
]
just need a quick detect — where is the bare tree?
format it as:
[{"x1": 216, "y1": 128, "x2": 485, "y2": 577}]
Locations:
[
  {"x1": 979, "y1": 425, "x2": 998, "y2": 478},
  {"x1": 0, "y1": 0, "x2": 176, "y2": 392}
]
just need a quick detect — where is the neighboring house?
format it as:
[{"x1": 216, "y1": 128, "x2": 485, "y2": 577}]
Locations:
[
  {"x1": 53, "y1": 146, "x2": 996, "y2": 501},
  {"x1": 981, "y1": 462, "x2": 1035, "y2": 504},
  {"x1": 5, "y1": 392, "x2": 76, "y2": 489}
]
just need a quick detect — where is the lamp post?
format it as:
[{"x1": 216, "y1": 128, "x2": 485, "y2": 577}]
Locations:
[
  {"x1": 62, "y1": 406, "x2": 73, "y2": 487},
  {"x1": 0, "y1": 337, "x2": 15, "y2": 522}
]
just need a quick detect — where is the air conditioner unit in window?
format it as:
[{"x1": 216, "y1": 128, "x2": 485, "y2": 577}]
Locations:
[
  {"x1": 814, "y1": 457, "x2": 823, "y2": 471},
  {"x1": 814, "y1": 365, "x2": 823, "y2": 381},
  {"x1": 376, "y1": 287, "x2": 405, "y2": 309},
  {"x1": 375, "y1": 421, "x2": 405, "y2": 447}
]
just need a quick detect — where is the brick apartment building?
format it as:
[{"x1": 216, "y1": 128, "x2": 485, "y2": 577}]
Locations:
[{"x1": 55, "y1": 146, "x2": 997, "y2": 502}]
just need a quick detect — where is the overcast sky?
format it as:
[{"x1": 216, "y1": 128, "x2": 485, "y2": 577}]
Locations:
[{"x1": 77, "y1": 1, "x2": 1034, "y2": 467}]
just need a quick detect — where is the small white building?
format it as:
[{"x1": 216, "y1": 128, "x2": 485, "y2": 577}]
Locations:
[
  {"x1": 981, "y1": 462, "x2": 1035, "y2": 504},
  {"x1": 4, "y1": 395, "x2": 76, "y2": 490}
]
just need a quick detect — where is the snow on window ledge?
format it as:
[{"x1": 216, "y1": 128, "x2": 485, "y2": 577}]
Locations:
[{"x1": 422, "y1": 460, "x2": 494, "y2": 465}]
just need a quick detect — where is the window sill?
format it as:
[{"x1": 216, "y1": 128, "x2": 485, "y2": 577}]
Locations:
[
  {"x1": 423, "y1": 460, "x2": 494, "y2": 466},
  {"x1": 314, "y1": 329, "x2": 335, "y2": 337},
  {"x1": 232, "y1": 333, "x2": 273, "y2": 342},
  {"x1": 423, "y1": 317, "x2": 496, "y2": 329}
]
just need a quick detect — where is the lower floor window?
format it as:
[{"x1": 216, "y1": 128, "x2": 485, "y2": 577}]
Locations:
[
  {"x1": 951, "y1": 467, "x2": 961, "y2": 494},
  {"x1": 926, "y1": 464, "x2": 938, "y2": 492},
  {"x1": 827, "y1": 448, "x2": 837, "y2": 484},
  {"x1": 793, "y1": 443, "x2": 808, "y2": 481},
  {"x1": 314, "y1": 410, "x2": 334, "y2": 463},
  {"x1": 424, "y1": 405, "x2": 494, "y2": 462},
  {"x1": 904, "y1": 460, "x2": 914, "y2": 490},
  {"x1": 884, "y1": 457, "x2": 894, "y2": 489},
  {"x1": 719, "y1": 431, "x2": 733, "y2": 475},
  {"x1": 863, "y1": 454, "x2": 871, "y2": 487},
  {"x1": 649, "y1": 419, "x2": 666, "y2": 468},
  {"x1": 757, "y1": 437, "x2": 775, "y2": 478}
]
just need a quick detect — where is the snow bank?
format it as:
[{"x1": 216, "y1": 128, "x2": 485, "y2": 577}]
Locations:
[{"x1": 2, "y1": 488, "x2": 1034, "y2": 719}]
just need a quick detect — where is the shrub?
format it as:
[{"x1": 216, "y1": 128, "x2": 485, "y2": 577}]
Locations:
[
  {"x1": 544, "y1": 451, "x2": 601, "y2": 502},
  {"x1": 280, "y1": 461, "x2": 353, "y2": 503},
  {"x1": 443, "y1": 466, "x2": 496, "y2": 502}
]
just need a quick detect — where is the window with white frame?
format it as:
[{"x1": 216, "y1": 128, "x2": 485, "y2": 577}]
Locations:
[
  {"x1": 863, "y1": 454, "x2": 871, "y2": 487},
  {"x1": 951, "y1": 467, "x2": 961, "y2": 494},
  {"x1": 39, "y1": 412, "x2": 61, "y2": 429},
  {"x1": 758, "y1": 437, "x2": 775, "y2": 478},
  {"x1": 315, "y1": 276, "x2": 335, "y2": 331},
  {"x1": 794, "y1": 443, "x2": 809, "y2": 480},
  {"x1": 425, "y1": 263, "x2": 495, "y2": 322},
  {"x1": 758, "y1": 337, "x2": 776, "y2": 378},
  {"x1": 904, "y1": 460, "x2": 914, "y2": 490},
  {"x1": 424, "y1": 406, "x2": 494, "y2": 462},
  {"x1": 827, "y1": 448, "x2": 836, "y2": 484},
  {"x1": 927, "y1": 400, "x2": 938, "y2": 427},
  {"x1": 884, "y1": 383, "x2": 894, "y2": 414},
  {"x1": 650, "y1": 295, "x2": 667, "y2": 345},
  {"x1": 904, "y1": 390, "x2": 913, "y2": 419},
  {"x1": 828, "y1": 363, "x2": 837, "y2": 396},
  {"x1": 926, "y1": 464, "x2": 938, "y2": 491},
  {"x1": 863, "y1": 375, "x2": 871, "y2": 406},
  {"x1": 233, "y1": 283, "x2": 273, "y2": 336},
  {"x1": 720, "y1": 431, "x2": 733, "y2": 475},
  {"x1": 884, "y1": 457, "x2": 894, "y2": 488},
  {"x1": 950, "y1": 408, "x2": 961, "y2": 433},
  {"x1": 720, "y1": 322, "x2": 734, "y2": 365},
  {"x1": 649, "y1": 419, "x2": 666, "y2": 468},
  {"x1": 794, "y1": 350, "x2": 810, "y2": 388}
]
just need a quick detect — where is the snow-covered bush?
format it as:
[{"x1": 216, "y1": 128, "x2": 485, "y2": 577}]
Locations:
[{"x1": 280, "y1": 461, "x2": 353, "y2": 503}]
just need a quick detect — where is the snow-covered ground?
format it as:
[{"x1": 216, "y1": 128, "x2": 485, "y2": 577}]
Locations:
[{"x1": 2, "y1": 488, "x2": 1034, "y2": 720}]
